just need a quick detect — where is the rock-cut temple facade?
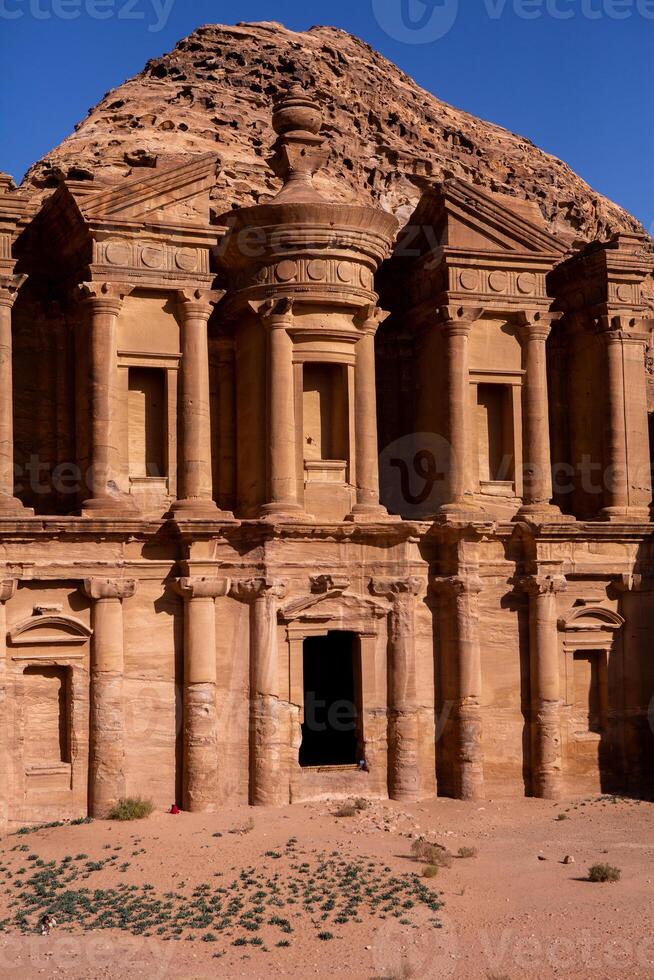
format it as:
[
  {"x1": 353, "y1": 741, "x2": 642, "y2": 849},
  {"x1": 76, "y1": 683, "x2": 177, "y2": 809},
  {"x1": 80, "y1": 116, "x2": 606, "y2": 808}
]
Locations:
[{"x1": 0, "y1": 87, "x2": 653, "y2": 824}]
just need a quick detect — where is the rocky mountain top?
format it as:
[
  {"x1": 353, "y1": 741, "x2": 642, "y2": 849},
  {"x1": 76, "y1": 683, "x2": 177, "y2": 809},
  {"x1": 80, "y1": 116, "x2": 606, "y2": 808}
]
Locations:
[{"x1": 21, "y1": 21, "x2": 645, "y2": 243}]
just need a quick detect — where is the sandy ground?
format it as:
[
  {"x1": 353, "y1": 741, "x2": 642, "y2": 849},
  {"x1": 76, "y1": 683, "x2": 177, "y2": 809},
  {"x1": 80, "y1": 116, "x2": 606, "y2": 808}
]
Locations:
[{"x1": 0, "y1": 795, "x2": 651, "y2": 980}]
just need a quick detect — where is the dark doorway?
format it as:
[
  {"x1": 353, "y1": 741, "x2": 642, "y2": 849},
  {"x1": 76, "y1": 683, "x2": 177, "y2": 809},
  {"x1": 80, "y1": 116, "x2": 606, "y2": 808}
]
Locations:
[{"x1": 300, "y1": 631, "x2": 359, "y2": 767}]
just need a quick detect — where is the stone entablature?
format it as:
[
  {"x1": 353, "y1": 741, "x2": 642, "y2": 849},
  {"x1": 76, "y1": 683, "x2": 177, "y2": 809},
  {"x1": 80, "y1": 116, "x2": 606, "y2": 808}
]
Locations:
[{"x1": 0, "y1": 86, "x2": 653, "y2": 825}]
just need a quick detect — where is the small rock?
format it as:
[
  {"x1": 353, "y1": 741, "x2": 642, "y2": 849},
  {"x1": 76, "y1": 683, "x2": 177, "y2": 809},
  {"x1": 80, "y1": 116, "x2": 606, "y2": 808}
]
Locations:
[
  {"x1": 563, "y1": 855, "x2": 575, "y2": 864},
  {"x1": 538, "y1": 855, "x2": 547, "y2": 861}
]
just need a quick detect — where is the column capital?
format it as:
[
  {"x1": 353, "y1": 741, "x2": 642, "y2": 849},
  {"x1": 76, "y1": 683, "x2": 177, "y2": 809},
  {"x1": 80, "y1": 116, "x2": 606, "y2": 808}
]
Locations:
[
  {"x1": 518, "y1": 572, "x2": 567, "y2": 597},
  {"x1": 437, "y1": 304, "x2": 484, "y2": 337},
  {"x1": 0, "y1": 579, "x2": 17, "y2": 603},
  {"x1": 431, "y1": 573, "x2": 483, "y2": 597},
  {"x1": 594, "y1": 313, "x2": 650, "y2": 344},
  {"x1": 177, "y1": 287, "x2": 225, "y2": 320},
  {"x1": 249, "y1": 296, "x2": 294, "y2": 326},
  {"x1": 354, "y1": 303, "x2": 390, "y2": 335},
  {"x1": 175, "y1": 576, "x2": 231, "y2": 600},
  {"x1": 83, "y1": 578, "x2": 138, "y2": 601},
  {"x1": 0, "y1": 274, "x2": 27, "y2": 310},
  {"x1": 613, "y1": 572, "x2": 646, "y2": 594},
  {"x1": 231, "y1": 577, "x2": 287, "y2": 603},
  {"x1": 515, "y1": 310, "x2": 558, "y2": 342},
  {"x1": 78, "y1": 281, "x2": 134, "y2": 316},
  {"x1": 370, "y1": 576, "x2": 422, "y2": 600}
]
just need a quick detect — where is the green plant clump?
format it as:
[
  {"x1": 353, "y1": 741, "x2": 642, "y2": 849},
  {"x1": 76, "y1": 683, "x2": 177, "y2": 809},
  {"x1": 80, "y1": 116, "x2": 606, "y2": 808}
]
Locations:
[
  {"x1": 588, "y1": 863, "x2": 621, "y2": 883},
  {"x1": 107, "y1": 797, "x2": 154, "y2": 821}
]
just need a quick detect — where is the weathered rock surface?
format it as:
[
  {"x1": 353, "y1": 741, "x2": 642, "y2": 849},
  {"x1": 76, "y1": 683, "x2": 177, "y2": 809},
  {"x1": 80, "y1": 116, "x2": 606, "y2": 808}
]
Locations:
[{"x1": 20, "y1": 21, "x2": 644, "y2": 243}]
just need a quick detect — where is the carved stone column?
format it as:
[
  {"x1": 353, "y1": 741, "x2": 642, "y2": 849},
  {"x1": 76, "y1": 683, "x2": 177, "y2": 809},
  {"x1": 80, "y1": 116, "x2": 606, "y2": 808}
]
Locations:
[
  {"x1": 215, "y1": 337, "x2": 236, "y2": 511},
  {"x1": 432, "y1": 571, "x2": 485, "y2": 799},
  {"x1": 597, "y1": 317, "x2": 652, "y2": 521},
  {"x1": 83, "y1": 578, "x2": 137, "y2": 817},
  {"x1": 175, "y1": 576, "x2": 230, "y2": 811},
  {"x1": 371, "y1": 576, "x2": 422, "y2": 801},
  {"x1": 438, "y1": 306, "x2": 483, "y2": 521},
  {"x1": 520, "y1": 571, "x2": 566, "y2": 800},
  {"x1": 614, "y1": 573, "x2": 645, "y2": 793},
  {"x1": 0, "y1": 579, "x2": 17, "y2": 826},
  {"x1": 516, "y1": 312, "x2": 565, "y2": 521},
  {"x1": 232, "y1": 577, "x2": 287, "y2": 805},
  {"x1": 79, "y1": 282, "x2": 138, "y2": 517},
  {"x1": 348, "y1": 305, "x2": 390, "y2": 520},
  {"x1": 252, "y1": 298, "x2": 304, "y2": 519},
  {"x1": 0, "y1": 275, "x2": 31, "y2": 514},
  {"x1": 173, "y1": 288, "x2": 233, "y2": 519}
]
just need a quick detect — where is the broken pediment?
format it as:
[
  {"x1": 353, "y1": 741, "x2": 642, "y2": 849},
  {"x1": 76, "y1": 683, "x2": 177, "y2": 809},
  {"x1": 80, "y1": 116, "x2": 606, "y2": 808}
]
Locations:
[
  {"x1": 400, "y1": 178, "x2": 567, "y2": 259},
  {"x1": 73, "y1": 153, "x2": 219, "y2": 227},
  {"x1": 558, "y1": 606, "x2": 625, "y2": 633}
]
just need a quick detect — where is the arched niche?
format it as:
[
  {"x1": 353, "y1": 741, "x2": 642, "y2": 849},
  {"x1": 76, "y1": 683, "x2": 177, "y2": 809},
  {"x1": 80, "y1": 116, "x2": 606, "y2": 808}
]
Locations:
[{"x1": 558, "y1": 604, "x2": 624, "y2": 743}]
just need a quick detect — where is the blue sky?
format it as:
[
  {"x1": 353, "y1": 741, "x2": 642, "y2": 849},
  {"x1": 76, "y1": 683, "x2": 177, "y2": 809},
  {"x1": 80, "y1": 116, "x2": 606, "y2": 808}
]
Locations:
[{"x1": 1, "y1": 0, "x2": 652, "y2": 230}]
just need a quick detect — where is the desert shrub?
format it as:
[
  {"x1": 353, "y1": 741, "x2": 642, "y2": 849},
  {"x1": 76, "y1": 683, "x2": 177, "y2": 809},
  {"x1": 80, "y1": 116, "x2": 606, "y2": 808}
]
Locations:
[
  {"x1": 588, "y1": 863, "x2": 621, "y2": 883},
  {"x1": 556, "y1": 813, "x2": 568, "y2": 821},
  {"x1": 353, "y1": 798, "x2": 369, "y2": 811},
  {"x1": 107, "y1": 797, "x2": 154, "y2": 821},
  {"x1": 334, "y1": 804, "x2": 357, "y2": 818},
  {"x1": 457, "y1": 847, "x2": 478, "y2": 859},
  {"x1": 410, "y1": 838, "x2": 452, "y2": 868},
  {"x1": 422, "y1": 865, "x2": 439, "y2": 878}
]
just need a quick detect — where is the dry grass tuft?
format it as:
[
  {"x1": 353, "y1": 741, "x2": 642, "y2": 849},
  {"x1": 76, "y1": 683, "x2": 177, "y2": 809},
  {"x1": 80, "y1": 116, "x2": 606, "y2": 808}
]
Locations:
[{"x1": 107, "y1": 797, "x2": 154, "y2": 821}]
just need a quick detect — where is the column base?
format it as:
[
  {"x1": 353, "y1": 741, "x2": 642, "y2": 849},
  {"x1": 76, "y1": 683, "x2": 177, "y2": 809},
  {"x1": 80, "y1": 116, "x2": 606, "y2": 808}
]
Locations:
[
  {"x1": 345, "y1": 502, "x2": 394, "y2": 523},
  {"x1": 81, "y1": 493, "x2": 141, "y2": 519},
  {"x1": 170, "y1": 497, "x2": 237, "y2": 521},
  {"x1": 0, "y1": 495, "x2": 34, "y2": 516},
  {"x1": 514, "y1": 502, "x2": 576, "y2": 524},
  {"x1": 435, "y1": 498, "x2": 487, "y2": 524},
  {"x1": 259, "y1": 501, "x2": 311, "y2": 523},
  {"x1": 601, "y1": 506, "x2": 651, "y2": 523}
]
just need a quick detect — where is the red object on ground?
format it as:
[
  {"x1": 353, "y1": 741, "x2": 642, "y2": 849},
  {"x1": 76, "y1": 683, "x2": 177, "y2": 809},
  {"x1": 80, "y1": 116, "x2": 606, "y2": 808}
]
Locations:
[{"x1": 169, "y1": 804, "x2": 180, "y2": 814}]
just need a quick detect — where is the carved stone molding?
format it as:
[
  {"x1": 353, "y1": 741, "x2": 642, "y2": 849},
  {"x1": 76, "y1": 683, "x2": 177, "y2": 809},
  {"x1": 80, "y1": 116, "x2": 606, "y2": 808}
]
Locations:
[
  {"x1": 431, "y1": 573, "x2": 483, "y2": 597},
  {"x1": 310, "y1": 574, "x2": 350, "y2": 594},
  {"x1": 82, "y1": 578, "x2": 138, "y2": 602},
  {"x1": 370, "y1": 577, "x2": 422, "y2": 600},
  {"x1": 175, "y1": 576, "x2": 231, "y2": 600}
]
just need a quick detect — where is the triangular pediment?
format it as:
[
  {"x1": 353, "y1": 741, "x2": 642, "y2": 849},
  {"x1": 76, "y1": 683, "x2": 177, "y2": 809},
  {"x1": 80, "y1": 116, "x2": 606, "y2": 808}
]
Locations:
[
  {"x1": 70, "y1": 154, "x2": 219, "y2": 226},
  {"x1": 403, "y1": 178, "x2": 567, "y2": 258}
]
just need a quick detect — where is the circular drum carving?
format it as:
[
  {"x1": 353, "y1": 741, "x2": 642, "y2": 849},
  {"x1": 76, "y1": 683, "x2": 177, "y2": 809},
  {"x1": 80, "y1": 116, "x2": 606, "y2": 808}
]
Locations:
[
  {"x1": 337, "y1": 261, "x2": 354, "y2": 283},
  {"x1": 488, "y1": 270, "x2": 509, "y2": 293},
  {"x1": 104, "y1": 241, "x2": 131, "y2": 266},
  {"x1": 141, "y1": 245, "x2": 164, "y2": 269},
  {"x1": 307, "y1": 259, "x2": 327, "y2": 281},
  {"x1": 175, "y1": 247, "x2": 198, "y2": 272},
  {"x1": 616, "y1": 284, "x2": 631, "y2": 303},
  {"x1": 275, "y1": 260, "x2": 297, "y2": 282},
  {"x1": 516, "y1": 272, "x2": 537, "y2": 295},
  {"x1": 459, "y1": 269, "x2": 479, "y2": 292},
  {"x1": 360, "y1": 267, "x2": 373, "y2": 289}
]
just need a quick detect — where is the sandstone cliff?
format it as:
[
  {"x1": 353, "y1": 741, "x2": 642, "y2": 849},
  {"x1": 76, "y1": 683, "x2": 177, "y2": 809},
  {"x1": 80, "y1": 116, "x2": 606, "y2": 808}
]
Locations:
[{"x1": 20, "y1": 21, "x2": 645, "y2": 243}]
